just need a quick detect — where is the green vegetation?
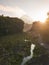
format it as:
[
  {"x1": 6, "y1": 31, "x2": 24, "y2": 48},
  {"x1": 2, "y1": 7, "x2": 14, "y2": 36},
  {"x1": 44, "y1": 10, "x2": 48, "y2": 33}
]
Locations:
[
  {"x1": 0, "y1": 33, "x2": 33, "y2": 65},
  {"x1": 0, "y1": 33, "x2": 48, "y2": 65},
  {"x1": 0, "y1": 15, "x2": 24, "y2": 35},
  {"x1": 0, "y1": 15, "x2": 49, "y2": 65}
]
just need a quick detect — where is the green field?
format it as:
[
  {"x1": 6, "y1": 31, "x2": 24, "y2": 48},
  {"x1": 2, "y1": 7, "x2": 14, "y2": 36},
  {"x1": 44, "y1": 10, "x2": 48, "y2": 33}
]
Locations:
[
  {"x1": 0, "y1": 33, "x2": 32, "y2": 65},
  {"x1": 0, "y1": 33, "x2": 49, "y2": 65}
]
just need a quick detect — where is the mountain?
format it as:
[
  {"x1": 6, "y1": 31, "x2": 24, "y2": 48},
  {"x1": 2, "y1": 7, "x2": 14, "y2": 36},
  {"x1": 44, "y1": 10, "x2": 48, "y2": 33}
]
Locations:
[
  {"x1": 21, "y1": 15, "x2": 33, "y2": 24},
  {"x1": 20, "y1": 15, "x2": 33, "y2": 32},
  {"x1": 23, "y1": 23, "x2": 32, "y2": 32}
]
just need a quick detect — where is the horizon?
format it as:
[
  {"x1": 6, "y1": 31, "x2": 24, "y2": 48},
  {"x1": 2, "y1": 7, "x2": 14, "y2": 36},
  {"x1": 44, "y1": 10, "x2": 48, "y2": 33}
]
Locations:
[{"x1": 0, "y1": 0, "x2": 49, "y2": 23}]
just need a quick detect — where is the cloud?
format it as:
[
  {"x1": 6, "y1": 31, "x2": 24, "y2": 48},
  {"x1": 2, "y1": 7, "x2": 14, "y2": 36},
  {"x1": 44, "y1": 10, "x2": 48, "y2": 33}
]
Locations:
[
  {"x1": 0, "y1": 5, "x2": 14, "y2": 12},
  {"x1": 0, "y1": 4, "x2": 26, "y2": 17}
]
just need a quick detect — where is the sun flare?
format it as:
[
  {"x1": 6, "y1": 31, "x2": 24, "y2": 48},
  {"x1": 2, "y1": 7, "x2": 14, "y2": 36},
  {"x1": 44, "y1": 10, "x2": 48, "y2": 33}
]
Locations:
[{"x1": 31, "y1": 12, "x2": 47, "y2": 23}]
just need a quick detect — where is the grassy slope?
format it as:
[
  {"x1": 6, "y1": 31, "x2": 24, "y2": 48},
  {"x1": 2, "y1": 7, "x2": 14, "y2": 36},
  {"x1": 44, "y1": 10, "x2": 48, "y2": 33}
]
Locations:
[
  {"x1": 0, "y1": 33, "x2": 31, "y2": 65},
  {"x1": 0, "y1": 33, "x2": 48, "y2": 65}
]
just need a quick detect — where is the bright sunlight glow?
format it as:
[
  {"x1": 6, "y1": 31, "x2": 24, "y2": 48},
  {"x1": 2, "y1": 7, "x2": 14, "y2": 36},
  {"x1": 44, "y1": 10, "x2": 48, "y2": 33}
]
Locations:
[{"x1": 30, "y1": 11, "x2": 47, "y2": 23}]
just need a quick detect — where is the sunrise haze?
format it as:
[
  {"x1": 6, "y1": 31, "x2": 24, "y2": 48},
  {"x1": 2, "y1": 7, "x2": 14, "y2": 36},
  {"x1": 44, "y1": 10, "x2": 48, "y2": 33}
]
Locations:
[{"x1": 0, "y1": 0, "x2": 49, "y2": 22}]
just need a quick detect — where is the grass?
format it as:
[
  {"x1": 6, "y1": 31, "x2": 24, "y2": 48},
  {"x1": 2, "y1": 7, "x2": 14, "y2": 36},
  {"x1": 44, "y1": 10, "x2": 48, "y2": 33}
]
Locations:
[
  {"x1": 0, "y1": 33, "x2": 31, "y2": 65},
  {"x1": 0, "y1": 33, "x2": 48, "y2": 65}
]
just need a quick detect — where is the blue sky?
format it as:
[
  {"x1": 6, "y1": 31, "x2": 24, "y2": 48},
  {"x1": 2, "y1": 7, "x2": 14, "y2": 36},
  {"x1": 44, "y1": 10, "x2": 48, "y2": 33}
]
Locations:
[{"x1": 0, "y1": 0, "x2": 49, "y2": 21}]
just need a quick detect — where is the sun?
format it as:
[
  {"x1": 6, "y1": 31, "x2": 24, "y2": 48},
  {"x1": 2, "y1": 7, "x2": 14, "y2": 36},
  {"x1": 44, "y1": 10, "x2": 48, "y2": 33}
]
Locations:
[
  {"x1": 39, "y1": 17, "x2": 46, "y2": 23},
  {"x1": 34, "y1": 16, "x2": 47, "y2": 23},
  {"x1": 32, "y1": 13, "x2": 47, "y2": 23},
  {"x1": 32, "y1": 17, "x2": 46, "y2": 23}
]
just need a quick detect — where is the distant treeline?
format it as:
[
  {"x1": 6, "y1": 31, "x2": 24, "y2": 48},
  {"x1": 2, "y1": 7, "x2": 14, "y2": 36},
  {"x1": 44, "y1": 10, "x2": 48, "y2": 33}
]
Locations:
[{"x1": 0, "y1": 15, "x2": 24, "y2": 35}]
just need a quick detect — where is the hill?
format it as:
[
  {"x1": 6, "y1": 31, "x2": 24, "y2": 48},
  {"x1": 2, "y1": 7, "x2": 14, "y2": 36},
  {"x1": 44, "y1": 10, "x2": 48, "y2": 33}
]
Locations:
[
  {"x1": 23, "y1": 23, "x2": 32, "y2": 32},
  {"x1": 21, "y1": 15, "x2": 33, "y2": 24},
  {"x1": 0, "y1": 15, "x2": 24, "y2": 35},
  {"x1": 21, "y1": 15, "x2": 33, "y2": 32}
]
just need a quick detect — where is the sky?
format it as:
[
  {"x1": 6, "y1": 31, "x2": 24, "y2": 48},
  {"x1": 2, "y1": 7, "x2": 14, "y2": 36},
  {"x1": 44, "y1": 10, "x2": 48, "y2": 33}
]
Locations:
[{"x1": 0, "y1": 0, "x2": 49, "y2": 22}]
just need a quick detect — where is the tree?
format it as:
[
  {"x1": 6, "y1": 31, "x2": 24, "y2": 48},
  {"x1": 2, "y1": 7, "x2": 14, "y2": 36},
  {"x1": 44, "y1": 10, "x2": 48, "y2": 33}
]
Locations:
[{"x1": 0, "y1": 15, "x2": 24, "y2": 35}]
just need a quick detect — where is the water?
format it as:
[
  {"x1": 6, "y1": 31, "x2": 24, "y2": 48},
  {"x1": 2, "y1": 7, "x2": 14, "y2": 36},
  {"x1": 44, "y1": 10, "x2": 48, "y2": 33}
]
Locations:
[
  {"x1": 21, "y1": 34, "x2": 44, "y2": 65},
  {"x1": 21, "y1": 34, "x2": 49, "y2": 65},
  {"x1": 21, "y1": 43, "x2": 35, "y2": 65}
]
